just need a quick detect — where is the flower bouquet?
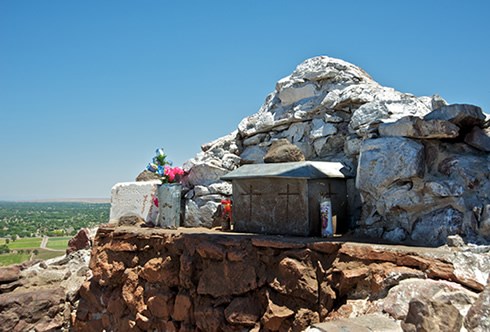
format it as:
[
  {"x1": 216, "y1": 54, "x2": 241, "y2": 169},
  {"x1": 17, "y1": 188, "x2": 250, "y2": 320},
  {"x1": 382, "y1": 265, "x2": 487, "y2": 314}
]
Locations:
[{"x1": 146, "y1": 148, "x2": 184, "y2": 184}]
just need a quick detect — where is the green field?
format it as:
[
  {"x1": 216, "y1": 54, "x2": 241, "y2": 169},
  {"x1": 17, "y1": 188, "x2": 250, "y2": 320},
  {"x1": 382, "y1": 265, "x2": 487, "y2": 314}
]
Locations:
[
  {"x1": 46, "y1": 237, "x2": 71, "y2": 250},
  {"x1": 35, "y1": 250, "x2": 65, "y2": 261},
  {"x1": 0, "y1": 248, "x2": 66, "y2": 266},
  {"x1": 0, "y1": 253, "x2": 31, "y2": 266},
  {"x1": 7, "y1": 237, "x2": 42, "y2": 249}
]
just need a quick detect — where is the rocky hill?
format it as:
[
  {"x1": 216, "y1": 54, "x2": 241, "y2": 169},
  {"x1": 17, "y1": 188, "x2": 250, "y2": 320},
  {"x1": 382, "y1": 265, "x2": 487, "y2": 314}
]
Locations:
[{"x1": 181, "y1": 55, "x2": 490, "y2": 246}]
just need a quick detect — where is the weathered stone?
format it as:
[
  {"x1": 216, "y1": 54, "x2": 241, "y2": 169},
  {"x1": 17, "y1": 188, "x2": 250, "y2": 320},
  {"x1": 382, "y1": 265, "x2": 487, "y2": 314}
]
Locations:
[
  {"x1": 424, "y1": 104, "x2": 486, "y2": 128},
  {"x1": 195, "y1": 241, "x2": 225, "y2": 260},
  {"x1": 184, "y1": 200, "x2": 219, "y2": 228},
  {"x1": 309, "y1": 314, "x2": 402, "y2": 332},
  {"x1": 448, "y1": 249, "x2": 490, "y2": 292},
  {"x1": 263, "y1": 139, "x2": 305, "y2": 163},
  {"x1": 429, "y1": 94, "x2": 448, "y2": 110},
  {"x1": 0, "y1": 288, "x2": 65, "y2": 332},
  {"x1": 309, "y1": 118, "x2": 337, "y2": 140},
  {"x1": 117, "y1": 215, "x2": 145, "y2": 227},
  {"x1": 292, "y1": 308, "x2": 320, "y2": 331},
  {"x1": 261, "y1": 299, "x2": 294, "y2": 331},
  {"x1": 281, "y1": 122, "x2": 308, "y2": 143},
  {"x1": 464, "y1": 126, "x2": 490, "y2": 152},
  {"x1": 464, "y1": 276, "x2": 490, "y2": 332},
  {"x1": 411, "y1": 207, "x2": 464, "y2": 246},
  {"x1": 109, "y1": 180, "x2": 160, "y2": 223},
  {"x1": 240, "y1": 145, "x2": 267, "y2": 164},
  {"x1": 66, "y1": 228, "x2": 91, "y2": 254},
  {"x1": 378, "y1": 116, "x2": 459, "y2": 139},
  {"x1": 478, "y1": 204, "x2": 490, "y2": 240},
  {"x1": 401, "y1": 297, "x2": 463, "y2": 332},
  {"x1": 135, "y1": 169, "x2": 161, "y2": 181},
  {"x1": 194, "y1": 304, "x2": 224, "y2": 332},
  {"x1": 424, "y1": 180, "x2": 463, "y2": 197},
  {"x1": 269, "y1": 256, "x2": 318, "y2": 303},
  {"x1": 277, "y1": 83, "x2": 317, "y2": 106},
  {"x1": 187, "y1": 162, "x2": 228, "y2": 186},
  {"x1": 197, "y1": 260, "x2": 257, "y2": 297},
  {"x1": 208, "y1": 181, "x2": 232, "y2": 196},
  {"x1": 221, "y1": 153, "x2": 241, "y2": 170},
  {"x1": 307, "y1": 241, "x2": 341, "y2": 254},
  {"x1": 141, "y1": 256, "x2": 180, "y2": 286},
  {"x1": 356, "y1": 137, "x2": 425, "y2": 198},
  {"x1": 147, "y1": 293, "x2": 174, "y2": 319},
  {"x1": 0, "y1": 266, "x2": 20, "y2": 284},
  {"x1": 382, "y1": 278, "x2": 478, "y2": 320},
  {"x1": 224, "y1": 296, "x2": 262, "y2": 326},
  {"x1": 171, "y1": 293, "x2": 192, "y2": 322},
  {"x1": 121, "y1": 269, "x2": 145, "y2": 314},
  {"x1": 351, "y1": 98, "x2": 431, "y2": 133}
]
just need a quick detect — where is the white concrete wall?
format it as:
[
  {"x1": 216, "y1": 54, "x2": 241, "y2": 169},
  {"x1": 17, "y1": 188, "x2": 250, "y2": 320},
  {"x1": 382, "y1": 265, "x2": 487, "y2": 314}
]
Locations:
[{"x1": 109, "y1": 180, "x2": 160, "y2": 223}]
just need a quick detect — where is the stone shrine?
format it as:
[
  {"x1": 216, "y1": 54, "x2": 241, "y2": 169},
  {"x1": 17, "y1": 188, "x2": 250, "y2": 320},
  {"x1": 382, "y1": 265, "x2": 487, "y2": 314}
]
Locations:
[{"x1": 221, "y1": 161, "x2": 350, "y2": 236}]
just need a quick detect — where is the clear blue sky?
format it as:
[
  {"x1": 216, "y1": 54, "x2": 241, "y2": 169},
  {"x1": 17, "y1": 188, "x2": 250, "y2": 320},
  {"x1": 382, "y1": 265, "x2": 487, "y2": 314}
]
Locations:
[{"x1": 1, "y1": 1, "x2": 489, "y2": 200}]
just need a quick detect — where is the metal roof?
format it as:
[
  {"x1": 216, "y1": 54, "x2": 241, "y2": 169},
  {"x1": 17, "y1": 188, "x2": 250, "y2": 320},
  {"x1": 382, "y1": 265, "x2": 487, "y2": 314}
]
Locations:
[{"x1": 221, "y1": 161, "x2": 350, "y2": 180}]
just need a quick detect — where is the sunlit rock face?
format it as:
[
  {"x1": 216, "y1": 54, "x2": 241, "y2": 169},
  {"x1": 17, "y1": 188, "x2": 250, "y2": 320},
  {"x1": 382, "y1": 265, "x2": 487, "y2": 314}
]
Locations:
[
  {"x1": 170, "y1": 55, "x2": 490, "y2": 245},
  {"x1": 71, "y1": 226, "x2": 490, "y2": 331}
]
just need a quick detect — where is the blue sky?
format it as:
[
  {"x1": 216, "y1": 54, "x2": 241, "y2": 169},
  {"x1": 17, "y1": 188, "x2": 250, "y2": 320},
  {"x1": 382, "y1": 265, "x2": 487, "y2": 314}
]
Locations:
[{"x1": 1, "y1": 1, "x2": 489, "y2": 200}]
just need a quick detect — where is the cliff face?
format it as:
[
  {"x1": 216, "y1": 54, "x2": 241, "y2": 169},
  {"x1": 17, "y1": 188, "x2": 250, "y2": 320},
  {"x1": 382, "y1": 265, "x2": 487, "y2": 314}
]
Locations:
[{"x1": 72, "y1": 226, "x2": 489, "y2": 331}]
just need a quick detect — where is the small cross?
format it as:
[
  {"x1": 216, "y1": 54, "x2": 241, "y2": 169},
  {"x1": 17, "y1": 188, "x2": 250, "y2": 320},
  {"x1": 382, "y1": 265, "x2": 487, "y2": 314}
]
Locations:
[
  {"x1": 320, "y1": 183, "x2": 337, "y2": 199},
  {"x1": 241, "y1": 184, "x2": 261, "y2": 222},
  {"x1": 278, "y1": 184, "x2": 300, "y2": 222}
]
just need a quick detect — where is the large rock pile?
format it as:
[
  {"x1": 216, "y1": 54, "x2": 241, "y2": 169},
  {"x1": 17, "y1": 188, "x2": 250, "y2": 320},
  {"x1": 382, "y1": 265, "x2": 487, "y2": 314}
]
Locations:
[{"x1": 181, "y1": 56, "x2": 490, "y2": 246}]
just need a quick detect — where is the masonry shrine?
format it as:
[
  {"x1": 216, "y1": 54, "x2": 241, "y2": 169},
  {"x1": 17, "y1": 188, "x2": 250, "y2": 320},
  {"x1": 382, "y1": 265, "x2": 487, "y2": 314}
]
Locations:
[{"x1": 221, "y1": 161, "x2": 350, "y2": 236}]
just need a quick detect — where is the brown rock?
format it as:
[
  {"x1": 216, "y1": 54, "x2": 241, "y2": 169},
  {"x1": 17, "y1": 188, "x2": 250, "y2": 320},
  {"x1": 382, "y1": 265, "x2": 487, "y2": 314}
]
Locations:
[
  {"x1": 172, "y1": 293, "x2": 192, "y2": 322},
  {"x1": 0, "y1": 288, "x2": 65, "y2": 332},
  {"x1": 464, "y1": 126, "x2": 490, "y2": 152},
  {"x1": 135, "y1": 312, "x2": 151, "y2": 331},
  {"x1": 117, "y1": 215, "x2": 146, "y2": 227},
  {"x1": 401, "y1": 298, "x2": 463, "y2": 332},
  {"x1": 66, "y1": 228, "x2": 91, "y2": 254},
  {"x1": 261, "y1": 299, "x2": 294, "y2": 331},
  {"x1": 194, "y1": 304, "x2": 224, "y2": 332},
  {"x1": 197, "y1": 260, "x2": 257, "y2": 297},
  {"x1": 79, "y1": 280, "x2": 104, "y2": 312},
  {"x1": 251, "y1": 237, "x2": 306, "y2": 249},
  {"x1": 107, "y1": 291, "x2": 127, "y2": 318},
  {"x1": 224, "y1": 296, "x2": 263, "y2": 326},
  {"x1": 263, "y1": 139, "x2": 305, "y2": 163},
  {"x1": 292, "y1": 308, "x2": 320, "y2": 331},
  {"x1": 141, "y1": 256, "x2": 180, "y2": 286},
  {"x1": 307, "y1": 241, "x2": 341, "y2": 254},
  {"x1": 147, "y1": 293, "x2": 174, "y2": 319},
  {"x1": 121, "y1": 269, "x2": 146, "y2": 314},
  {"x1": 269, "y1": 257, "x2": 318, "y2": 304},
  {"x1": 196, "y1": 241, "x2": 225, "y2": 260},
  {"x1": 179, "y1": 254, "x2": 195, "y2": 289},
  {"x1": 0, "y1": 265, "x2": 20, "y2": 284},
  {"x1": 136, "y1": 169, "x2": 161, "y2": 181}
]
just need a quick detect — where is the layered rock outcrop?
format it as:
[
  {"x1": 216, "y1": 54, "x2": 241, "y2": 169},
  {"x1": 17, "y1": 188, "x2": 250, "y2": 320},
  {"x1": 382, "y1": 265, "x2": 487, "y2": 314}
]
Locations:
[
  {"x1": 0, "y1": 250, "x2": 92, "y2": 332},
  {"x1": 180, "y1": 55, "x2": 490, "y2": 245},
  {"x1": 72, "y1": 226, "x2": 490, "y2": 332}
]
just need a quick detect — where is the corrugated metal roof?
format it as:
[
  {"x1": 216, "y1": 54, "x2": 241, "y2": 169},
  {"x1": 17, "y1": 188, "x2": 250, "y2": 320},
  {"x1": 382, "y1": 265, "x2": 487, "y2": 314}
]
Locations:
[{"x1": 221, "y1": 161, "x2": 350, "y2": 180}]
